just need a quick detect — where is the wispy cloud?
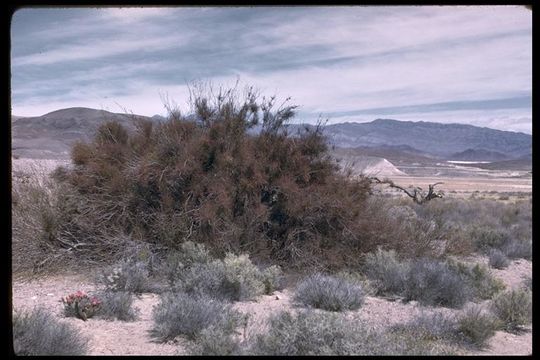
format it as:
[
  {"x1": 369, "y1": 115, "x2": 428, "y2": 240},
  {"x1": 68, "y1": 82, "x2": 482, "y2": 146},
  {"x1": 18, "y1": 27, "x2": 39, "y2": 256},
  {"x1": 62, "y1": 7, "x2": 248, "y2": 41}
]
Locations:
[{"x1": 10, "y1": 6, "x2": 531, "y2": 133}]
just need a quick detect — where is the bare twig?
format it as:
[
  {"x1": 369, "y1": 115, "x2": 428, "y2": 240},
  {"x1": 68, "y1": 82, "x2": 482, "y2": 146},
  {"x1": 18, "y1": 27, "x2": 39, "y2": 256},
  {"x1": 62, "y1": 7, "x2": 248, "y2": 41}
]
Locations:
[{"x1": 370, "y1": 177, "x2": 444, "y2": 204}]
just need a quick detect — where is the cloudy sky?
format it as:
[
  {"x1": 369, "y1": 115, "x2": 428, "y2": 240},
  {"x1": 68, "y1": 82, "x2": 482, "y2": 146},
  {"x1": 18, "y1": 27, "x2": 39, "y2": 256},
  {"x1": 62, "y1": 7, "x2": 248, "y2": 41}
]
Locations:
[{"x1": 11, "y1": 6, "x2": 532, "y2": 133}]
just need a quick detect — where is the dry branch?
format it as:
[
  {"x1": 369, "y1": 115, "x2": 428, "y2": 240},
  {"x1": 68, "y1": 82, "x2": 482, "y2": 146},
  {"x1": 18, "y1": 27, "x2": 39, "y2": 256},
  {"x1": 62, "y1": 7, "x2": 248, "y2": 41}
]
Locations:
[{"x1": 370, "y1": 177, "x2": 444, "y2": 204}]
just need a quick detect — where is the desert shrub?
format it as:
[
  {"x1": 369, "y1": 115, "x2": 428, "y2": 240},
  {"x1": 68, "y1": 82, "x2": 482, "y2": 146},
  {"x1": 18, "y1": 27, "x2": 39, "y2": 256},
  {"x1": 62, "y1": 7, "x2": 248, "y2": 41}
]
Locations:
[
  {"x1": 362, "y1": 248, "x2": 409, "y2": 296},
  {"x1": 490, "y1": 289, "x2": 532, "y2": 332},
  {"x1": 174, "y1": 260, "x2": 232, "y2": 300},
  {"x1": 13, "y1": 307, "x2": 89, "y2": 355},
  {"x1": 412, "y1": 197, "x2": 531, "y2": 259},
  {"x1": 247, "y1": 310, "x2": 368, "y2": 355},
  {"x1": 335, "y1": 270, "x2": 377, "y2": 296},
  {"x1": 95, "y1": 259, "x2": 153, "y2": 294},
  {"x1": 488, "y1": 249, "x2": 510, "y2": 269},
  {"x1": 222, "y1": 253, "x2": 267, "y2": 300},
  {"x1": 403, "y1": 258, "x2": 471, "y2": 308},
  {"x1": 95, "y1": 291, "x2": 139, "y2": 321},
  {"x1": 522, "y1": 276, "x2": 532, "y2": 291},
  {"x1": 457, "y1": 304, "x2": 500, "y2": 347},
  {"x1": 390, "y1": 310, "x2": 459, "y2": 343},
  {"x1": 447, "y1": 259, "x2": 506, "y2": 301},
  {"x1": 502, "y1": 239, "x2": 532, "y2": 260},
  {"x1": 293, "y1": 273, "x2": 364, "y2": 311},
  {"x1": 261, "y1": 265, "x2": 285, "y2": 294},
  {"x1": 187, "y1": 325, "x2": 243, "y2": 355},
  {"x1": 49, "y1": 83, "x2": 436, "y2": 270},
  {"x1": 469, "y1": 226, "x2": 512, "y2": 253},
  {"x1": 157, "y1": 241, "x2": 215, "y2": 287},
  {"x1": 171, "y1": 249, "x2": 278, "y2": 301},
  {"x1": 151, "y1": 292, "x2": 241, "y2": 341},
  {"x1": 248, "y1": 310, "x2": 458, "y2": 355}
]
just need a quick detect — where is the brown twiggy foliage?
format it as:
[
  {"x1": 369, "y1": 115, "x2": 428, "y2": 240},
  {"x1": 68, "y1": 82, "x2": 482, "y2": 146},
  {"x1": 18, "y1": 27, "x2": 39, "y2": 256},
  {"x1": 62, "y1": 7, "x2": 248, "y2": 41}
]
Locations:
[{"x1": 55, "y1": 85, "x2": 380, "y2": 268}]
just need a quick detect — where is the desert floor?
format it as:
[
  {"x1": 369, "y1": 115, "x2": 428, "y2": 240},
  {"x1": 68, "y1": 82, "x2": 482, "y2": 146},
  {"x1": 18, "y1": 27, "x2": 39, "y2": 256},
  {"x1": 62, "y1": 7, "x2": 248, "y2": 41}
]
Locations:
[{"x1": 11, "y1": 255, "x2": 531, "y2": 356}]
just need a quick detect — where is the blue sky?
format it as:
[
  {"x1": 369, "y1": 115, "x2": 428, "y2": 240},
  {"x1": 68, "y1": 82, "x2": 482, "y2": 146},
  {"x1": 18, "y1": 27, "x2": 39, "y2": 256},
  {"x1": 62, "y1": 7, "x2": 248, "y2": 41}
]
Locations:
[{"x1": 11, "y1": 6, "x2": 532, "y2": 133}]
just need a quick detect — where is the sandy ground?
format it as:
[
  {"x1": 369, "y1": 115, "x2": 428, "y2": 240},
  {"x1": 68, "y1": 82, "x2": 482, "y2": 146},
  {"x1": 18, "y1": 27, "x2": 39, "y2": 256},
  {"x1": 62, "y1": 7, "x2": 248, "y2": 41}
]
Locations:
[{"x1": 11, "y1": 256, "x2": 531, "y2": 356}]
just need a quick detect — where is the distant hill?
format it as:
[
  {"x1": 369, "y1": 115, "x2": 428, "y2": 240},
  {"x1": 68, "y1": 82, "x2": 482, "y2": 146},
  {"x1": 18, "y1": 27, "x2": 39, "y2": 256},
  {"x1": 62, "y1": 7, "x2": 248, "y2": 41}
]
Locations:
[
  {"x1": 291, "y1": 119, "x2": 531, "y2": 160},
  {"x1": 447, "y1": 148, "x2": 511, "y2": 162},
  {"x1": 12, "y1": 107, "x2": 151, "y2": 159}
]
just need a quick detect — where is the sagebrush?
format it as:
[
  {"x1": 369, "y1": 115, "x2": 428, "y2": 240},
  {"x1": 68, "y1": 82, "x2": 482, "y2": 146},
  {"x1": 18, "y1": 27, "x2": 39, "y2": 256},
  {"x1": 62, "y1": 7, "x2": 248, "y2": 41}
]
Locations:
[
  {"x1": 151, "y1": 292, "x2": 241, "y2": 341},
  {"x1": 294, "y1": 273, "x2": 364, "y2": 312},
  {"x1": 13, "y1": 307, "x2": 89, "y2": 355}
]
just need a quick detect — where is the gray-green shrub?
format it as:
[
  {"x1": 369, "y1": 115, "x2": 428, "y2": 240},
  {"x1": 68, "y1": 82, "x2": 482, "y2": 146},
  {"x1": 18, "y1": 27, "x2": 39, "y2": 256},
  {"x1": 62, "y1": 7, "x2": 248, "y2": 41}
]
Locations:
[
  {"x1": 390, "y1": 311, "x2": 459, "y2": 343},
  {"x1": 294, "y1": 273, "x2": 364, "y2": 312},
  {"x1": 488, "y1": 249, "x2": 510, "y2": 269},
  {"x1": 187, "y1": 325, "x2": 242, "y2": 355},
  {"x1": 261, "y1": 265, "x2": 284, "y2": 294},
  {"x1": 95, "y1": 291, "x2": 139, "y2": 321},
  {"x1": 457, "y1": 304, "x2": 500, "y2": 347},
  {"x1": 448, "y1": 259, "x2": 506, "y2": 300},
  {"x1": 490, "y1": 289, "x2": 532, "y2": 332},
  {"x1": 151, "y1": 292, "x2": 241, "y2": 341},
  {"x1": 502, "y1": 239, "x2": 532, "y2": 260},
  {"x1": 404, "y1": 259, "x2": 471, "y2": 308},
  {"x1": 96, "y1": 259, "x2": 154, "y2": 294},
  {"x1": 248, "y1": 310, "x2": 458, "y2": 355},
  {"x1": 522, "y1": 276, "x2": 532, "y2": 291},
  {"x1": 172, "y1": 249, "x2": 281, "y2": 301},
  {"x1": 362, "y1": 248, "x2": 409, "y2": 296},
  {"x1": 13, "y1": 307, "x2": 89, "y2": 355}
]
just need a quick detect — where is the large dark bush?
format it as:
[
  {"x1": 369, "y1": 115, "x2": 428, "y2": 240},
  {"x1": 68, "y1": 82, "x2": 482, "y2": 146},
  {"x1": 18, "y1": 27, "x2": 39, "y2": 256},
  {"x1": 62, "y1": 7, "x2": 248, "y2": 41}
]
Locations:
[{"x1": 49, "y1": 83, "x2": 395, "y2": 269}]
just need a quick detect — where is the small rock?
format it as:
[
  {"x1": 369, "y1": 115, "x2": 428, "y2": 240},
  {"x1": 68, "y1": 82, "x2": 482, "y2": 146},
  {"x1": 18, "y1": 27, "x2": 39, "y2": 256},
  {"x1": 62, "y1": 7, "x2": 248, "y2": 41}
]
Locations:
[
  {"x1": 275, "y1": 296, "x2": 280, "y2": 300},
  {"x1": 31, "y1": 296, "x2": 37, "y2": 300},
  {"x1": 47, "y1": 293, "x2": 54, "y2": 296}
]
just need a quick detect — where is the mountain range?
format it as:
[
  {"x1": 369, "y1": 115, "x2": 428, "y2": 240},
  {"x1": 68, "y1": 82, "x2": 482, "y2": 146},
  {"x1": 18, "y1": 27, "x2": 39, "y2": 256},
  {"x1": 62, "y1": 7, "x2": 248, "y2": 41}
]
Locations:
[
  {"x1": 290, "y1": 119, "x2": 531, "y2": 160},
  {"x1": 11, "y1": 108, "x2": 532, "y2": 163}
]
